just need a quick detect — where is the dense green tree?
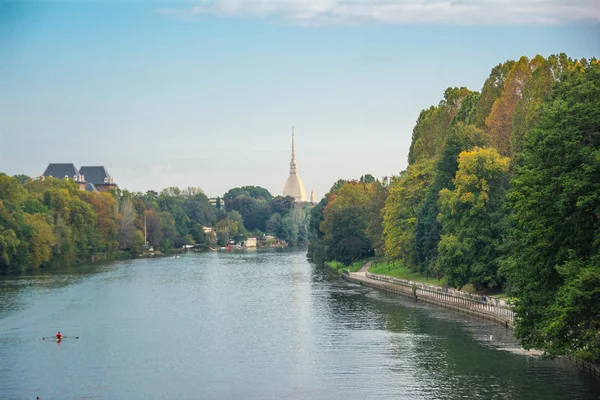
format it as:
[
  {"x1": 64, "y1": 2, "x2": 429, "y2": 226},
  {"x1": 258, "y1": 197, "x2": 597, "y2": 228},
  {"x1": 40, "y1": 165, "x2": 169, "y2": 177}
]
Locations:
[
  {"x1": 0, "y1": 173, "x2": 28, "y2": 205},
  {"x1": 266, "y1": 213, "x2": 282, "y2": 236},
  {"x1": 12, "y1": 174, "x2": 31, "y2": 184},
  {"x1": 504, "y1": 63, "x2": 600, "y2": 362},
  {"x1": 415, "y1": 123, "x2": 488, "y2": 272},
  {"x1": 382, "y1": 161, "x2": 434, "y2": 270},
  {"x1": 320, "y1": 181, "x2": 380, "y2": 265},
  {"x1": 408, "y1": 87, "x2": 472, "y2": 164},
  {"x1": 450, "y1": 92, "x2": 481, "y2": 126},
  {"x1": 437, "y1": 147, "x2": 510, "y2": 289},
  {"x1": 0, "y1": 226, "x2": 19, "y2": 265},
  {"x1": 22, "y1": 213, "x2": 55, "y2": 268},
  {"x1": 269, "y1": 195, "x2": 295, "y2": 216},
  {"x1": 223, "y1": 186, "x2": 272, "y2": 203}
]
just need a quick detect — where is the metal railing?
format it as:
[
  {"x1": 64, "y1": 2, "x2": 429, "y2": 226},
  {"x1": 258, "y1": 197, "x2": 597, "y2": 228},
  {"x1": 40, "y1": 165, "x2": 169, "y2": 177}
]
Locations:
[{"x1": 362, "y1": 272, "x2": 514, "y2": 322}]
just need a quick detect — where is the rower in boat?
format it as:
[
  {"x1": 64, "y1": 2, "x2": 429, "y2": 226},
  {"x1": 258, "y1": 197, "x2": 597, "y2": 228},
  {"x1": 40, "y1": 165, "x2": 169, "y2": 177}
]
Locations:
[{"x1": 55, "y1": 332, "x2": 62, "y2": 341}]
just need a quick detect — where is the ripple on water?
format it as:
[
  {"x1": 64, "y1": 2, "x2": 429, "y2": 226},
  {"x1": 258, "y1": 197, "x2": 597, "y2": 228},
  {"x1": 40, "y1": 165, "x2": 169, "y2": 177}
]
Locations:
[{"x1": 0, "y1": 250, "x2": 599, "y2": 400}]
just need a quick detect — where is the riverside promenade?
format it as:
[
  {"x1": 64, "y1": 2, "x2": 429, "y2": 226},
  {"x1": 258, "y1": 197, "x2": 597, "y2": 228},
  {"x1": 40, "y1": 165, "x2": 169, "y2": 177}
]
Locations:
[{"x1": 342, "y1": 263, "x2": 514, "y2": 327}]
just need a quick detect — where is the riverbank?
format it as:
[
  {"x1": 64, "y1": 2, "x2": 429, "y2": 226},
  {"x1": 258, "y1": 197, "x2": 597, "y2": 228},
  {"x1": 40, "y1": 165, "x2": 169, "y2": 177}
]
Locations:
[
  {"x1": 342, "y1": 268, "x2": 514, "y2": 327},
  {"x1": 341, "y1": 264, "x2": 600, "y2": 380},
  {"x1": 324, "y1": 260, "x2": 364, "y2": 274},
  {"x1": 4, "y1": 250, "x2": 599, "y2": 399}
]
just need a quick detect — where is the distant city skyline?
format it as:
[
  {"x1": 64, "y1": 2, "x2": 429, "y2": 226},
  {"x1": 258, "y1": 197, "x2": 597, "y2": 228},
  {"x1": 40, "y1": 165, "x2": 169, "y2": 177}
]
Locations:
[{"x1": 1, "y1": 1, "x2": 599, "y2": 200}]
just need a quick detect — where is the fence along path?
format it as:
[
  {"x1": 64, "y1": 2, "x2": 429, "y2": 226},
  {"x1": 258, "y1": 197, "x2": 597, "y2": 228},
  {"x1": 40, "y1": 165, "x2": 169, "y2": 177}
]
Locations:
[{"x1": 343, "y1": 268, "x2": 514, "y2": 327}]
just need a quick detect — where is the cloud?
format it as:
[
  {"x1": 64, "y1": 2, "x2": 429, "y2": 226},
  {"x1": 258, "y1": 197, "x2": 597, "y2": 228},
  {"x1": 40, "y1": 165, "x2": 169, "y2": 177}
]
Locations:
[{"x1": 155, "y1": 0, "x2": 600, "y2": 25}]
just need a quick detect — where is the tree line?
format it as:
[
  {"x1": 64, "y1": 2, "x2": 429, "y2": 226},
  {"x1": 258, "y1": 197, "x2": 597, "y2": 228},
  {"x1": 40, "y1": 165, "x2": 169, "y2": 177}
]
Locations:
[
  {"x1": 0, "y1": 178, "x2": 309, "y2": 272},
  {"x1": 308, "y1": 55, "x2": 599, "y2": 363}
]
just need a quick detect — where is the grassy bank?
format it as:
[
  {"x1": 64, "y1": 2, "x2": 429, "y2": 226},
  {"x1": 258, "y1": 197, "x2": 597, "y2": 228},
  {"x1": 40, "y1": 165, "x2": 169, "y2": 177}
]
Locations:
[
  {"x1": 367, "y1": 261, "x2": 512, "y2": 299},
  {"x1": 325, "y1": 260, "x2": 364, "y2": 273},
  {"x1": 367, "y1": 261, "x2": 446, "y2": 287}
]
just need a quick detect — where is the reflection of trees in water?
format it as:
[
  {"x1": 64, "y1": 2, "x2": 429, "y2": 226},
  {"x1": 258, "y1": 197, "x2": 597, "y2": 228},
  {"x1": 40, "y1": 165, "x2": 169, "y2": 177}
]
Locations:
[
  {"x1": 310, "y1": 264, "x2": 389, "y2": 332},
  {"x1": 0, "y1": 261, "x2": 121, "y2": 318},
  {"x1": 382, "y1": 295, "x2": 595, "y2": 399},
  {"x1": 310, "y1": 267, "x2": 599, "y2": 400}
]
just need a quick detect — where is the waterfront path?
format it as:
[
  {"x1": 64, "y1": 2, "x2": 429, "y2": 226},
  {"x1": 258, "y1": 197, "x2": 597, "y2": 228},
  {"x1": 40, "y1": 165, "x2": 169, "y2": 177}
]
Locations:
[{"x1": 344, "y1": 264, "x2": 514, "y2": 327}]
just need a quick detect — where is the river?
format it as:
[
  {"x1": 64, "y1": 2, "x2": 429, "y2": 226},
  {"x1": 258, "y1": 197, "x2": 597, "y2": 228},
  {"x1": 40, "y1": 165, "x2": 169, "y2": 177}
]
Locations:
[{"x1": 1, "y1": 249, "x2": 598, "y2": 400}]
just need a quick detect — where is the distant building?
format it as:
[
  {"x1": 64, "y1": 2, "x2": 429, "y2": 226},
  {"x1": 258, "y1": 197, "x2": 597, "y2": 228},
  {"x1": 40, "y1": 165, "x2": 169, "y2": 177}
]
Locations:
[
  {"x1": 282, "y1": 127, "x2": 307, "y2": 202},
  {"x1": 42, "y1": 163, "x2": 87, "y2": 191},
  {"x1": 41, "y1": 163, "x2": 117, "y2": 192},
  {"x1": 209, "y1": 197, "x2": 223, "y2": 209},
  {"x1": 79, "y1": 166, "x2": 116, "y2": 192},
  {"x1": 310, "y1": 190, "x2": 316, "y2": 204},
  {"x1": 243, "y1": 237, "x2": 257, "y2": 248},
  {"x1": 147, "y1": 190, "x2": 159, "y2": 198},
  {"x1": 202, "y1": 226, "x2": 217, "y2": 243}
]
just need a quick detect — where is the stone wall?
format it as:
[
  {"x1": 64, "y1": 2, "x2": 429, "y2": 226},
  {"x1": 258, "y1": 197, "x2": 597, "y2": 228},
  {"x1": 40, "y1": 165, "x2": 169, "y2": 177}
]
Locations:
[{"x1": 343, "y1": 270, "x2": 514, "y2": 327}]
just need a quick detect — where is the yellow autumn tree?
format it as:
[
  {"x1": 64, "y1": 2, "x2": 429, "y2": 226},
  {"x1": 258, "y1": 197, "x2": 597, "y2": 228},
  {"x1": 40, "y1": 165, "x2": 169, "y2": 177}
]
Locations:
[{"x1": 22, "y1": 213, "x2": 56, "y2": 268}]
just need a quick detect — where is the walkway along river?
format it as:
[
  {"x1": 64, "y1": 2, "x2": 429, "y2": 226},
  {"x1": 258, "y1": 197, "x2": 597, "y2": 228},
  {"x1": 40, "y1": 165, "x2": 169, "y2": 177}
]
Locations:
[
  {"x1": 343, "y1": 263, "x2": 600, "y2": 379},
  {"x1": 344, "y1": 265, "x2": 513, "y2": 327},
  {"x1": 0, "y1": 249, "x2": 599, "y2": 399}
]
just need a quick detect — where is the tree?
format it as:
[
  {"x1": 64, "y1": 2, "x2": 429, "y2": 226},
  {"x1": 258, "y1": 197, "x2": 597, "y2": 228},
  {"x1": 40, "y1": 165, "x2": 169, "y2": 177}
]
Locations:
[
  {"x1": 84, "y1": 192, "x2": 118, "y2": 255},
  {"x1": 511, "y1": 54, "x2": 573, "y2": 159},
  {"x1": 416, "y1": 123, "x2": 488, "y2": 273},
  {"x1": 144, "y1": 210, "x2": 163, "y2": 248},
  {"x1": 382, "y1": 161, "x2": 435, "y2": 269},
  {"x1": 451, "y1": 92, "x2": 480, "y2": 126},
  {"x1": 22, "y1": 213, "x2": 56, "y2": 268},
  {"x1": 216, "y1": 211, "x2": 248, "y2": 245},
  {"x1": 117, "y1": 196, "x2": 136, "y2": 250},
  {"x1": 269, "y1": 196, "x2": 295, "y2": 216},
  {"x1": 486, "y1": 56, "x2": 540, "y2": 156},
  {"x1": 471, "y1": 60, "x2": 516, "y2": 130},
  {"x1": 437, "y1": 147, "x2": 510, "y2": 289},
  {"x1": 408, "y1": 87, "x2": 473, "y2": 164},
  {"x1": 0, "y1": 226, "x2": 19, "y2": 265},
  {"x1": 223, "y1": 186, "x2": 272, "y2": 203},
  {"x1": 504, "y1": 63, "x2": 600, "y2": 362},
  {"x1": 0, "y1": 173, "x2": 27, "y2": 205},
  {"x1": 320, "y1": 181, "x2": 380, "y2": 264}
]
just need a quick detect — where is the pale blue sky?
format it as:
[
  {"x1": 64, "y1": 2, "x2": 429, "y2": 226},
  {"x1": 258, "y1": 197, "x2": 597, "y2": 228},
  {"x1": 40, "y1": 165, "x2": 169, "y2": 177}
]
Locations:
[{"x1": 1, "y1": 1, "x2": 599, "y2": 199}]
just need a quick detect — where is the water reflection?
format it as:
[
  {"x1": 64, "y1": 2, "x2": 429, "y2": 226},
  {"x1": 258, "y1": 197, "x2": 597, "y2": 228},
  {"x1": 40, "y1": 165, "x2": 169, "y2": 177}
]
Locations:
[{"x1": 0, "y1": 250, "x2": 598, "y2": 400}]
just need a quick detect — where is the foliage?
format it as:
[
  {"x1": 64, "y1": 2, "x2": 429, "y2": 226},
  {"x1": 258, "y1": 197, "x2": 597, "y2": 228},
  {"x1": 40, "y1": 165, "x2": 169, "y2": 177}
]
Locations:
[
  {"x1": 437, "y1": 147, "x2": 510, "y2": 289},
  {"x1": 382, "y1": 161, "x2": 434, "y2": 270},
  {"x1": 408, "y1": 87, "x2": 473, "y2": 164},
  {"x1": 415, "y1": 123, "x2": 488, "y2": 274},
  {"x1": 325, "y1": 260, "x2": 364, "y2": 272},
  {"x1": 471, "y1": 60, "x2": 516, "y2": 129},
  {"x1": 368, "y1": 261, "x2": 445, "y2": 286},
  {"x1": 223, "y1": 186, "x2": 273, "y2": 203},
  {"x1": 311, "y1": 178, "x2": 385, "y2": 265},
  {"x1": 486, "y1": 56, "x2": 539, "y2": 156},
  {"x1": 308, "y1": 54, "x2": 598, "y2": 363},
  {"x1": 504, "y1": 63, "x2": 600, "y2": 362},
  {"x1": 511, "y1": 54, "x2": 573, "y2": 159}
]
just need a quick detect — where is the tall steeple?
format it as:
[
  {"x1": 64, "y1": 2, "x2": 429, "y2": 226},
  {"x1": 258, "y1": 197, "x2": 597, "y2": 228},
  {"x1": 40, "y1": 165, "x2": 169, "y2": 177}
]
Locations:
[
  {"x1": 290, "y1": 126, "x2": 297, "y2": 174},
  {"x1": 283, "y1": 126, "x2": 307, "y2": 202}
]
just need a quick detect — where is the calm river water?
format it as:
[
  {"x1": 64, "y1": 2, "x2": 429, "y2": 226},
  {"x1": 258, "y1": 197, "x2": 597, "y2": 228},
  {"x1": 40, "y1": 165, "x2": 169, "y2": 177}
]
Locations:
[{"x1": 1, "y1": 249, "x2": 599, "y2": 400}]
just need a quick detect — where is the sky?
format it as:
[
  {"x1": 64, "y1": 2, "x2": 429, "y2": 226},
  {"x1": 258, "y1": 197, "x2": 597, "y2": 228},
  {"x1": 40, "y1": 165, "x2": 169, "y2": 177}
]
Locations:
[{"x1": 1, "y1": 1, "x2": 599, "y2": 200}]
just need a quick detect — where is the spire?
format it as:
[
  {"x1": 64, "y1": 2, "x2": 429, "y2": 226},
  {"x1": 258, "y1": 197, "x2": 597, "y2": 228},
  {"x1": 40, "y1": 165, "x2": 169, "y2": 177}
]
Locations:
[
  {"x1": 289, "y1": 126, "x2": 297, "y2": 175},
  {"x1": 292, "y1": 126, "x2": 296, "y2": 159},
  {"x1": 283, "y1": 125, "x2": 307, "y2": 202}
]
